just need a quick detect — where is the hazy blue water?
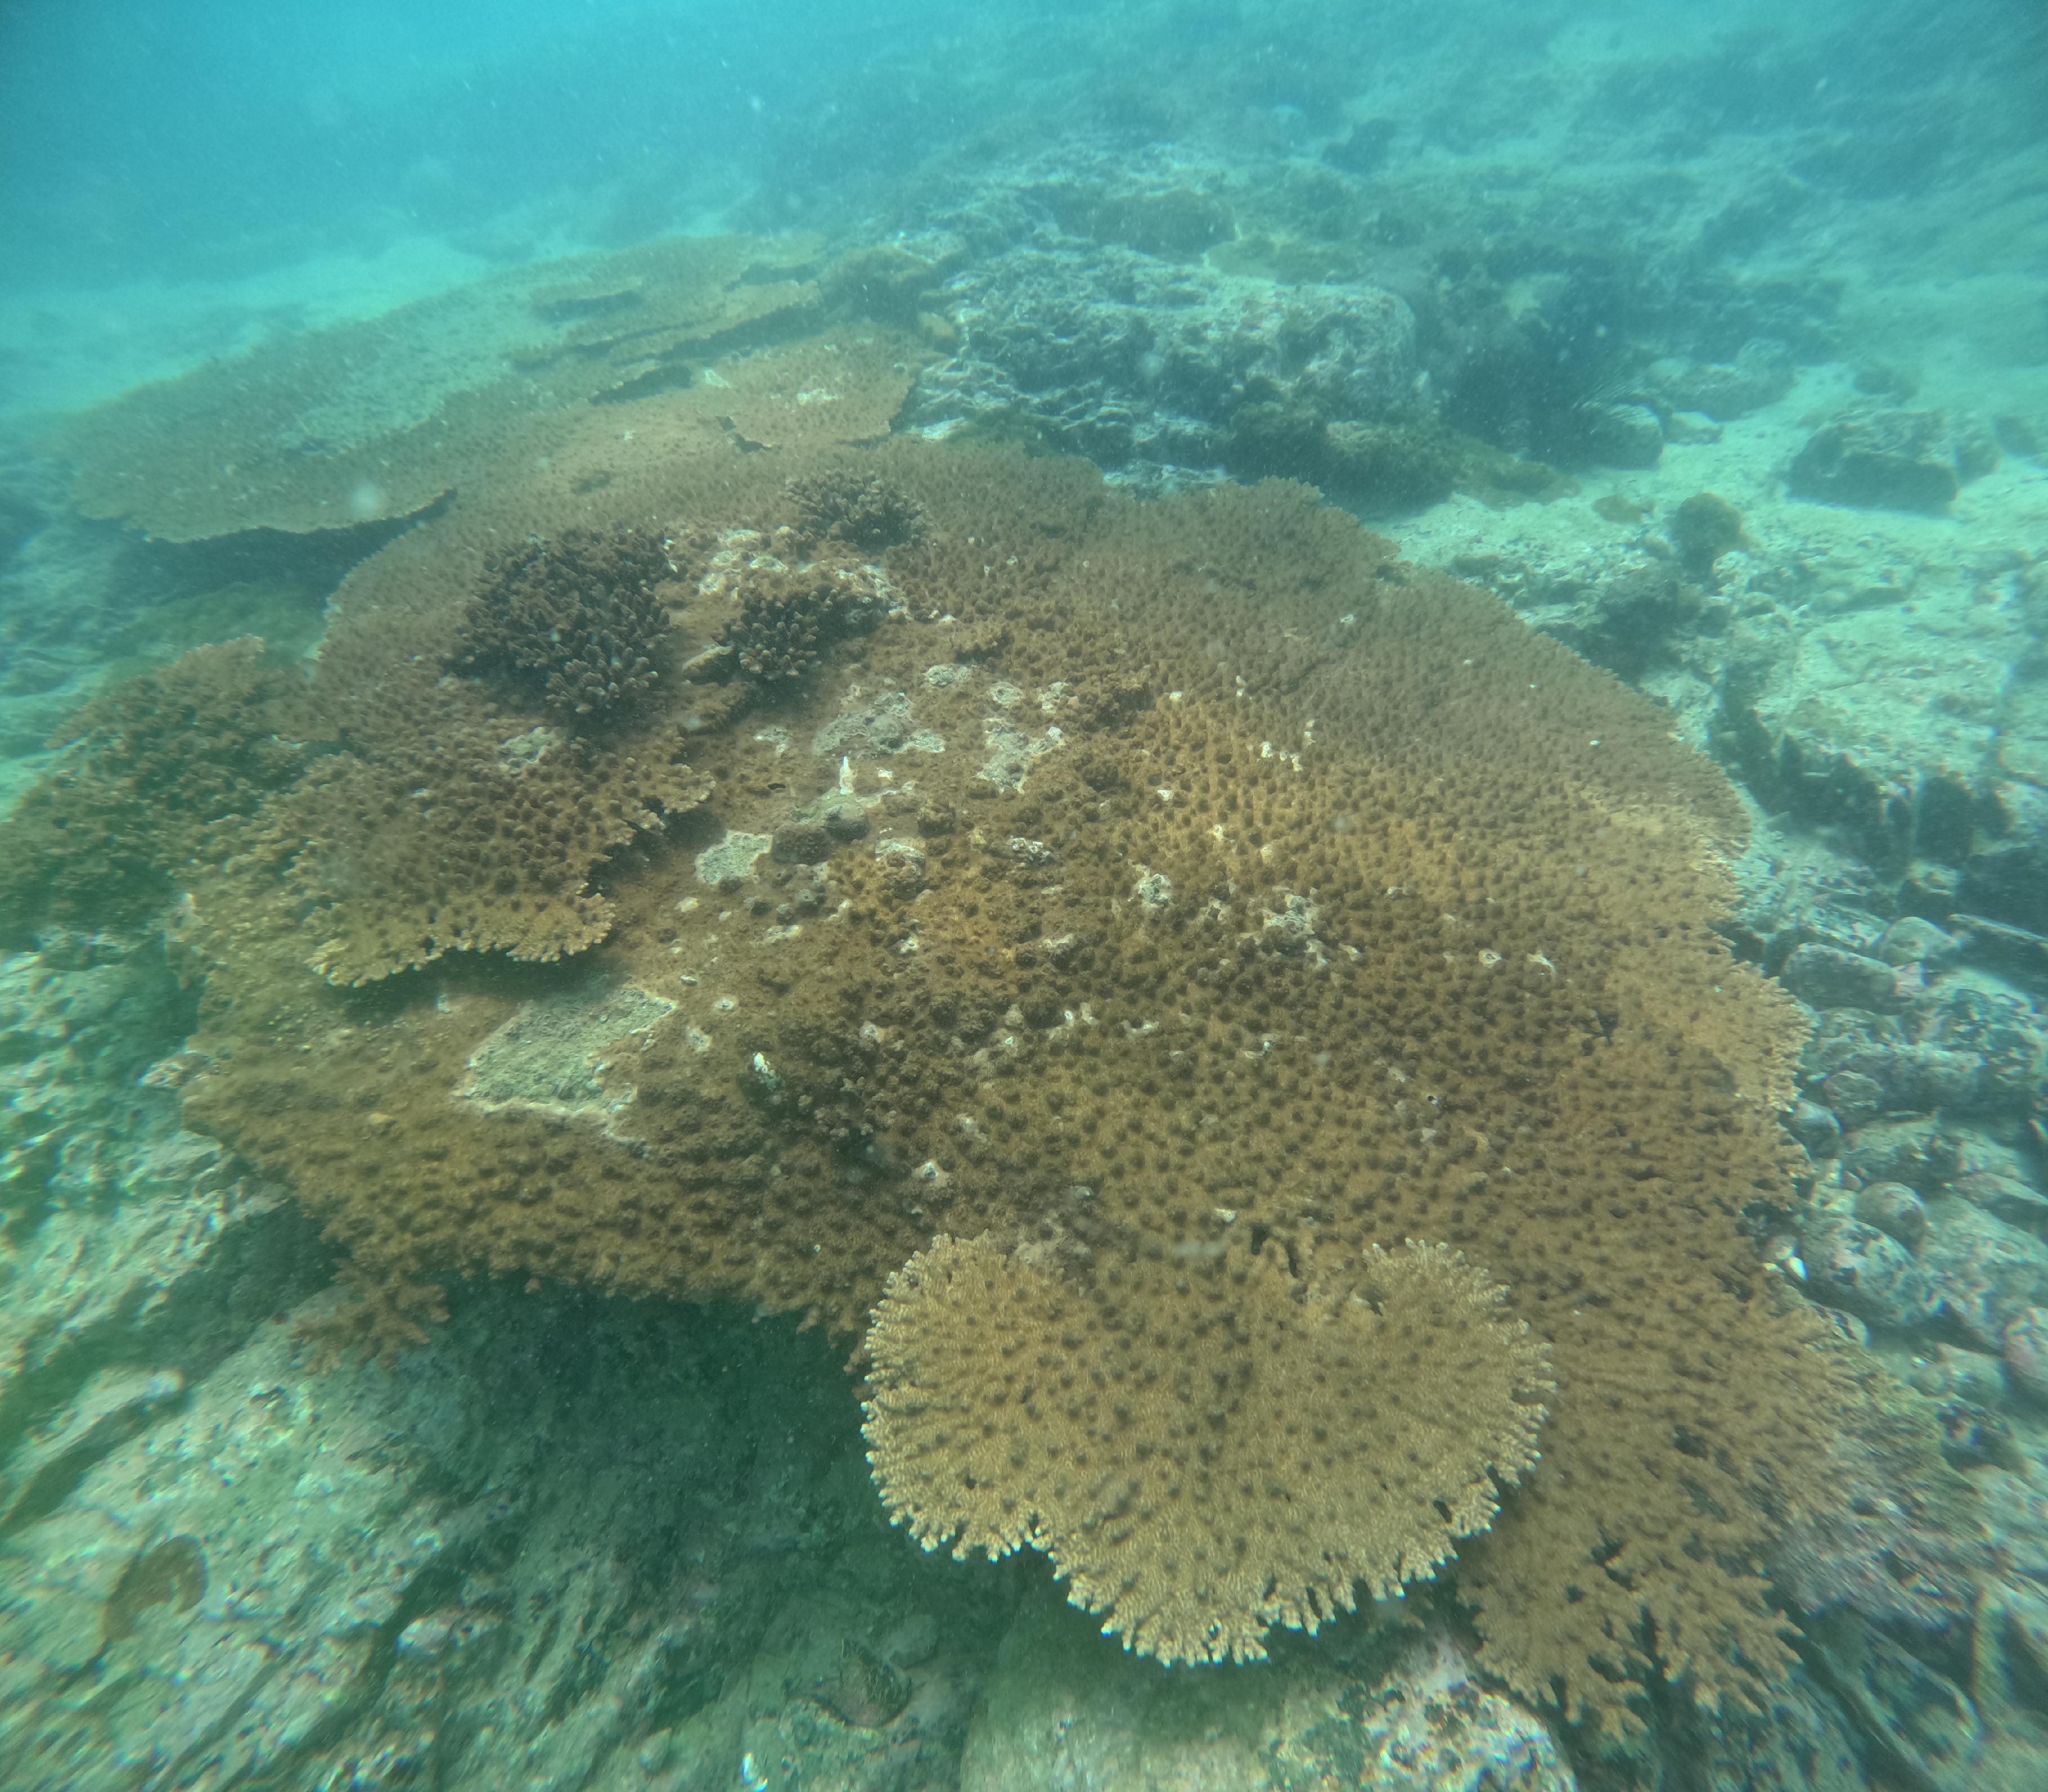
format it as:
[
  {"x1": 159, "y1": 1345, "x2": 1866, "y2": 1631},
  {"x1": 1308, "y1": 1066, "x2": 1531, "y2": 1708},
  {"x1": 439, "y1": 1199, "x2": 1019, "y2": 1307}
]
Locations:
[
  {"x1": 1, "y1": 1, "x2": 2038, "y2": 344},
  {"x1": 14, "y1": 0, "x2": 2031, "y2": 294}
]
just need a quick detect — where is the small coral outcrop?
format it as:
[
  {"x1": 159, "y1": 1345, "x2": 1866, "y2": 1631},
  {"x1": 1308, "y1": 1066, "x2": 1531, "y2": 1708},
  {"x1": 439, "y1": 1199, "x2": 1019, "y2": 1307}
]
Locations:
[
  {"x1": 784, "y1": 468, "x2": 925, "y2": 553},
  {"x1": 453, "y1": 528, "x2": 674, "y2": 724},
  {"x1": 719, "y1": 560, "x2": 883, "y2": 686},
  {"x1": 863, "y1": 1234, "x2": 1551, "y2": 1664}
]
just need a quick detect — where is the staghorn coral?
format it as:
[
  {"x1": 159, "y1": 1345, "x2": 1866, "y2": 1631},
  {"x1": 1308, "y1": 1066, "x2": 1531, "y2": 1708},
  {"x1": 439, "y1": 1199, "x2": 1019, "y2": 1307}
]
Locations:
[
  {"x1": 0, "y1": 638, "x2": 312, "y2": 945},
  {"x1": 453, "y1": 527, "x2": 674, "y2": 724},
  {"x1": 863, "y1": 1234, "x2": 1551, "y2": 1664},
  {"x1": 181, "y1": 435, "x2": 1849, "y2": 1736}
]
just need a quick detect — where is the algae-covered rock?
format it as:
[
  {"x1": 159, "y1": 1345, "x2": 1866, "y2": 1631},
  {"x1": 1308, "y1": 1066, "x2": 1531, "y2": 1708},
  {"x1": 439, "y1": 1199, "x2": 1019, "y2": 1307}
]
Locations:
[
  {"x1": 1807, "y1": 1610, "x2": 1985, "y2": 1792},
  {"x1": 906, "y1": 243, "x2": 1418, "y2": 477},
  {"x1": 1088, "y1": 186, "x2": 1236, "y2": 260},
  {"x1": 1919, "y1": 1200, "x2": 2048, "y2": 1351},
  {"x1": 1839, "y1": 1118, "x2": 1960, "y2": 1191},
  {"x1": 1788, "y1": 410, "x2": 1962, "y2": 512},
  {"x1": 1782, "y1": 941, "x2": 1905, "y2": 1012},
  {"x1": 1687, "y1": 1666, "x2": 1868, "y2": 1792},
  {"x1": 1798, "y1": 1213, "x2": 1939, "y2": 1329},
  {"x1": 1646, "y1": 339, "x2": 1796, "y2": 421}
]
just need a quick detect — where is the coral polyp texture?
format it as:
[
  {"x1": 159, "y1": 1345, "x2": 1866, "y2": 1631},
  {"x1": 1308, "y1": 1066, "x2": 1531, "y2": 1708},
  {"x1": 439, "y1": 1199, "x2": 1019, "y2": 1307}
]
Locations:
[
  {"x1": 52, "y1": 412, "x2": 1840, "y2": 1732},
  {"x1": 452, "y1": 527, "x2": 674, "y2": 723},
  {"x1": 862, "y1": 1234, "x2": 1552, "y2": 1665},
  {"x1": 286, "y1": 717, "x2": 711, "y2": 986},
  {"x1": 49, "y1": 233, "x2": 838, "y2": 541}
]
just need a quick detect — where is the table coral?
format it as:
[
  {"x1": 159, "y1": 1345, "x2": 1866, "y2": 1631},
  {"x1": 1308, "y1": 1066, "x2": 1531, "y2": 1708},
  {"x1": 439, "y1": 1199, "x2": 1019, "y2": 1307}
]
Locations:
[
  {"x1": 0, "y1": 638, "x2": 312, "y2": 945},
  {"x1": 286, "y1": 716, "x2": 711, "y2": 986},
  {"x1": 51, "y1": 234, "x2": 833, "y2": 542},
  {"x1": 162, "y1": 433, "x2": 1842, "y2": 1739},
  {"x1": 862, "y1": 1234, "x2": 1551, "y2": 1665}
]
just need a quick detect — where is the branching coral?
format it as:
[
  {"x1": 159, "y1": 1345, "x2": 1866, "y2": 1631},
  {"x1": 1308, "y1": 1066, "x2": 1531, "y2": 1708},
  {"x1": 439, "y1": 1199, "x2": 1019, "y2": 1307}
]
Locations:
[
  {"x1": 718, "y1": 559, "x2": 883, "y2": 686},
  {"x1": 453, "y1": 527, "x2": 674, "y2": 724},
  {"x1": 784, "y1": 467, "x2": 925, "y2": 553},
  {"x1": 864, "y1": 1234, "x2": 1551, "y2": 1663}
]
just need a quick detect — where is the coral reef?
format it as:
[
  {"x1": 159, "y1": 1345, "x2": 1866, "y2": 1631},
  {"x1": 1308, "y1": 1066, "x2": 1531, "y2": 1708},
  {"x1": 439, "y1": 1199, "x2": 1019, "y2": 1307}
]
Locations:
[
  {"x1": 50, "y1": 234, "x2": 835, "y2": 541},
  {"x1": 905, "y1": 240, "x2": 1419, "y2": 481},
  {"x1": 0, "y1": 610, "x2": 713, "y2": 990},
  {"x1": 452, "y1": 527, "x2": 674, "y2": 723},
  {"x1": 172, "y1": 436, "x2": 1843, "y2": 1735},
  {"x1": 0, "y1": 638, "x2": 312, "y2": 945},
  {"x1": 863, "y1": 1234, "x2": 1550, "y2": 1663},
  {"x1": 285, "y1": 714, "x2": 711, "y2": 985},
  {"x1": 13, "y1": 13, "x2": 2048, "y2": 1783}
]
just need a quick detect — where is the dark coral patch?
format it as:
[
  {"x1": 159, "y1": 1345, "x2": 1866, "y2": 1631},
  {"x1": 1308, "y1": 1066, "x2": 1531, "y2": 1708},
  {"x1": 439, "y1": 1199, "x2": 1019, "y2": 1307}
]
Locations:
[
  {"x1": 719, "y1": 560, "x2": 884, "y2": 687},
  {"x1": 0, "y1": 638, "x2": 313, "y2": 945},
  {"x1": 453, "y1": 527, "x2": 675, "y2": 726},
  {"x1": 784, "y1": 467, "x2": 925, "y2": 554}
]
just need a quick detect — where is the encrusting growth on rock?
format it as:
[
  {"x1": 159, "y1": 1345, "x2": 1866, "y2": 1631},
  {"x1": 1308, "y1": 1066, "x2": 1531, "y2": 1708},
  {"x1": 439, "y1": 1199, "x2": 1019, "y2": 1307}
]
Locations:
[{"x1": 863, "y1": 1233, "x2": 1552, "y2": 1665}]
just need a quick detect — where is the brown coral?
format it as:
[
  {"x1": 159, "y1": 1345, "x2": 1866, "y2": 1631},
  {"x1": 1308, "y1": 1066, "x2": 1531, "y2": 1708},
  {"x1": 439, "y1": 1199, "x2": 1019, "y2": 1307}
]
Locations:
[
  {"x1": 0, "y1": 638, "x2": 311, "y2": 944},
  {"x1": 452, "y1": 527, "x2": 674, "y2": 724},
  {"x1": 179, "y1": 433, "x2": 1844, "y2": 1735},
  {"x1": 863, "y1": 1234, "x2": 1551, "y2": 1663},
  {"x1": 52, "y1": 234, "x2": 838, "y2": 542}
]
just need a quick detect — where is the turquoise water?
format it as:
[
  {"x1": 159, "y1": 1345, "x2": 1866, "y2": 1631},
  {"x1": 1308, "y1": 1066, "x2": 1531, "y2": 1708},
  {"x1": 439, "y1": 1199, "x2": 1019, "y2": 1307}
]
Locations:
[{"x1": 2, "y1": 4, "x2": 2046, "y2": 1788}]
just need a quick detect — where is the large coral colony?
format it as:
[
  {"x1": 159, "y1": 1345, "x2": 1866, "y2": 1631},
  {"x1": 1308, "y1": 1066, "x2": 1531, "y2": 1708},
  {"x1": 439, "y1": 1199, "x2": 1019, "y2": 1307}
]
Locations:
[{"x1": 2, "y1": 238, "x2": 1853, "y2": 1737}]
